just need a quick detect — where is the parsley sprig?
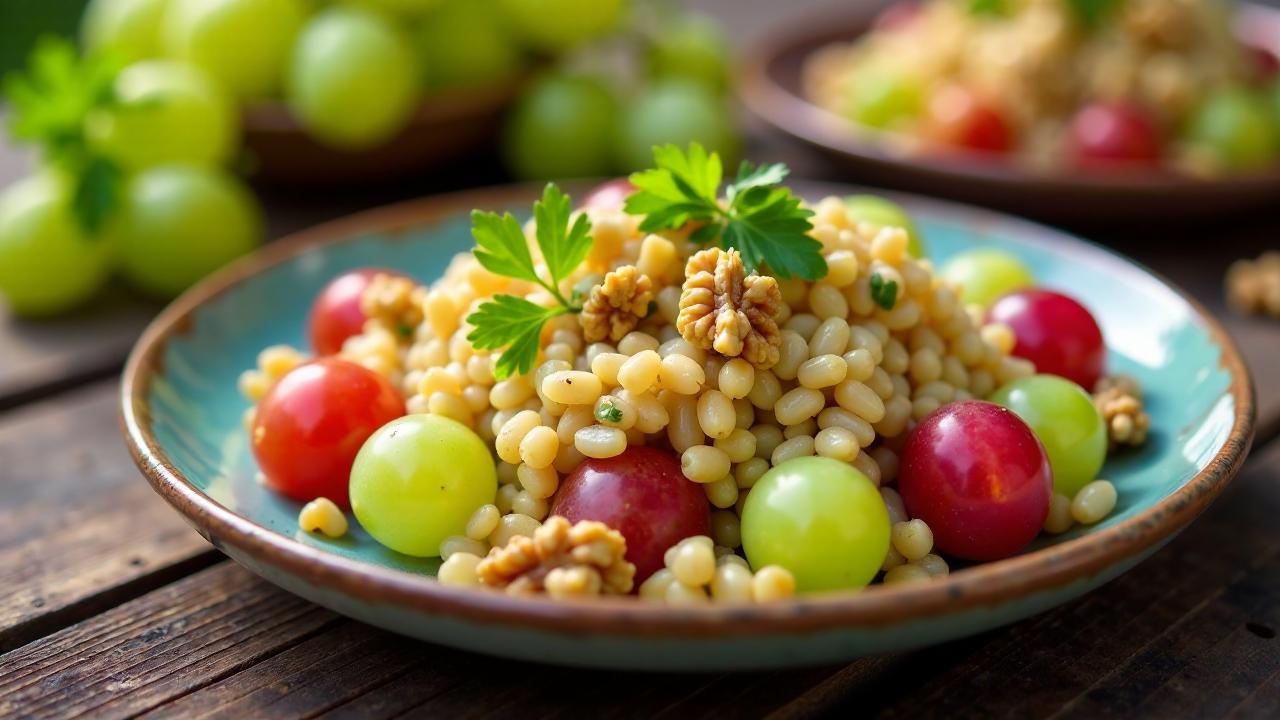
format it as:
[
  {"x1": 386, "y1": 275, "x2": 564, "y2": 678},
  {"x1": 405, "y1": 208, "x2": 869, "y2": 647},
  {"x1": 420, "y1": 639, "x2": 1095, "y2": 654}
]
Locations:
[
  {"x1": 4, "y1": 37, "x2": 123, "y2": 235},
  {"x1": 624, "y1": 143, "x2": 825, "y2": 280},
  {"x1": 466, "y1": 184, "x2": 592, "y2": 379}
]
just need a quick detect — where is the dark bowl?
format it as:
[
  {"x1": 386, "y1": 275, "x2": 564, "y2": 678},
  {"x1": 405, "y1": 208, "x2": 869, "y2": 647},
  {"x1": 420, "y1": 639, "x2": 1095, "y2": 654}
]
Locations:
[
  {"x1": 737, "y1": 1, "x2": 1280, "y2": 223},
  {"x1": 241, "y1": 76, "x2": 524, "y2": 186}
]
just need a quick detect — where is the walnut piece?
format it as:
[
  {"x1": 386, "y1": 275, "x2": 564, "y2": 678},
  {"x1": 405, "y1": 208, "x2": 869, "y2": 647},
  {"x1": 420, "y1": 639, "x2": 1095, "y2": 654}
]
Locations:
[
  {"x1": 361, "y1": 273, "x2": 425, "y2": 340},
  {"x1": 1093, "y1": 375, "x2": 1151, "y2": 450},
  {"x1": 476, "y1": 516, "x2": 635, "y2": 597},
  {"x1": 580, "y1": 266, "x2": 655, "y2": 343},
  {"x1": 677, "y1": 248, "x2": 782, "y2": 369}
]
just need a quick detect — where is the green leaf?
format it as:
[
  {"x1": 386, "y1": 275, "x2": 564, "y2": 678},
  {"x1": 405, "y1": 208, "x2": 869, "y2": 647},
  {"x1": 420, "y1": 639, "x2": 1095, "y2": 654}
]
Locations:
[
  {"x1": 723, "y1": 187, "x2": 822, "y2": 280},
  {"x1": 726, "y1": 161, "x2": 789, "y2": 204},
  {"x1": 466, "y1": 295, "x2": 567, "y2": 379},
  {"x1": 625, "y1": 142, "x2": 723, "y2": 233},
  {"x1": 869, "y1": 272, "x2": 899, "y2": 311},
  {"x1": 72, "y1": 155, "x2": 123, "y2": 236},
  {"x1": 1067, "y1": 0, "x2": 1121, "y2": 29},
  {"x1": 5, "y1": 36, "x2": 119, "y2": 162},
  {"x1": 967, "y1": 0, "x2": 1007, "y2": 17},
  {"x1": 533, "y1": 183, "x2": 593, "y2": 286},
  {"x1": 470, "y1": 209, "x2": 540, "y2": 284},
  {"x1": 594, "y1": 399, "x2": 623, "y2": 424}
]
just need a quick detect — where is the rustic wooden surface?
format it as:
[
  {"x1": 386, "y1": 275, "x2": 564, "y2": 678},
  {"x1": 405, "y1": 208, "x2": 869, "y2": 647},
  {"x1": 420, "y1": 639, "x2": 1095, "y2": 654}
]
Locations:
[{"x1": 3, "y1": 0, "x2": 1280, "y2": 715}]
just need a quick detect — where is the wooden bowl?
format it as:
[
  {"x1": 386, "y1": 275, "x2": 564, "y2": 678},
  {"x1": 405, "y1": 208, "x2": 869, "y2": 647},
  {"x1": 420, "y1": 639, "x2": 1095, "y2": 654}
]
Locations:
[
  {"x1": 241, "y1": 77, "x2": 524, "y2": 186},
  {"x1": 737, "y1": 2, "x2": 1280, "y2": 223},
  {"x1": 120, "y1": 181, "x2": 1254, "y2": 670}
]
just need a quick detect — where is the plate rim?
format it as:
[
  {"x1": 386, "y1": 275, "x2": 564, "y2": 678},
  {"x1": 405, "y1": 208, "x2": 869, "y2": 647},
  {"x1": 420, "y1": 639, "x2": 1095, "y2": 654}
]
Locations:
[
  {"x1": 119, "y1": 182, "x2": 1256, "y2": 638},
  {"x1": 735, "y1": 1, "x2": 1280, "y2": 196}
]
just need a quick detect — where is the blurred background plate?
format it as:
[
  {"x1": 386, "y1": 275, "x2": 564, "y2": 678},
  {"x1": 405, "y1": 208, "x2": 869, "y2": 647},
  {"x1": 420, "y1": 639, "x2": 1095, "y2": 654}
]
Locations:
[
  {"x1": 121, "y1": 181, "x2": 1253, "y2": 671},
  {"x1": 738, "y1": 1, "x2": 1280, "y2": 224}
]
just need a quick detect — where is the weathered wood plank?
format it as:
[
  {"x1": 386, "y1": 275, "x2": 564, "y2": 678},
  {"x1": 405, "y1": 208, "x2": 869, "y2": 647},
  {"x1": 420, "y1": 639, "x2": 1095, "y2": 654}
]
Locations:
[
  {"x1": 0, "y1": 563, "x2": 337, "y2": 720},
  {"x1": 0, "y1": 381, "x2": 218, "y2": 653}
]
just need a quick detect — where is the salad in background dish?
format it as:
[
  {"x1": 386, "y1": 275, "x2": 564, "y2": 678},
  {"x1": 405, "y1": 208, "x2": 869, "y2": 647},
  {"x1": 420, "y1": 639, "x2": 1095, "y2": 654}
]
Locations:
[
  {"x1": 238, "y1": 144, "x2": 1151, "y2": 604},
  {"x1": 803, "y1": 0, "x2": 1280, "y2": 175}
]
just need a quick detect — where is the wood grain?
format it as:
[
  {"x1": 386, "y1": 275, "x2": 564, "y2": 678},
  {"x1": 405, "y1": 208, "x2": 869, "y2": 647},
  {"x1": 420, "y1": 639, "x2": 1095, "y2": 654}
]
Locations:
[{"x1": 0, "y1": 381, "x2": 217, "y2": 653}]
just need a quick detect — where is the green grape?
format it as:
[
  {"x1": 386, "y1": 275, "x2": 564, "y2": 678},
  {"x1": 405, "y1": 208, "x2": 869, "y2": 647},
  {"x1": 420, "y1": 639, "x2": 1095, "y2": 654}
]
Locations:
[
  {"x1": 81, "y1": 0, "x2": 168, "y2": 62},
  {"x1": 340, "y1": 0, "x2": 441, "y2": 17},
  {"x1": 286, "y1": 7, "x2": 420, "y2": 150},
  {"x1": 0, "y1": 174, "x2": 115, "y2": 317},
  {"x1": 500, "y1": 0, "x2": 625, "y2": 51},
  {"x1": 350, "y1": 414, "x2": 497, "y2": 557},
  {"x1": 1182, "y1": 87, "x2": 1279, "y2": 170},
  {"x1": 990, "y1": 374, "x2": 1107, "y2": 497},
  {"x1": 116, "y1": 165, "x2": 262, "y2": 298},
  {"x1": 939, "y1": 249, "x2": 1035, "y2": 307},
  {"x1": 163, "y1": 0, "x2": 307, "y2": 100},
  {"x1": 416, "y1": 0, "x2": 521, "y2": 91},
  {"x1": 647, "y1": 13, "x2": 730, "y2": 92},
  {"x1": 86, "y1": 60, "x2": 238, "y2": 171},
  {"x1": 843, "y1": 194, "x2": 926, "y2": 258},
  {"x1": 616, "y1": 79, "x2": 738, "y2": 172},
  {"x1": 740, "y1": 456, "x2": 890, "y2": 592},
  {"x1": 848, "y1": 71, "x2": 922, "y2": 130},
  {"x1": 503, "y1": 73, "x2": 618, "y2": 179}
]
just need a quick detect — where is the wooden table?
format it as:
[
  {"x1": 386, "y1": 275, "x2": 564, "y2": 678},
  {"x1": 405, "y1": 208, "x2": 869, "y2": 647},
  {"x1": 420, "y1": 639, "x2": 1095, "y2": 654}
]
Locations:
[{"x1": 3, "y1": 5, "x2": 1280, "y2": 715}]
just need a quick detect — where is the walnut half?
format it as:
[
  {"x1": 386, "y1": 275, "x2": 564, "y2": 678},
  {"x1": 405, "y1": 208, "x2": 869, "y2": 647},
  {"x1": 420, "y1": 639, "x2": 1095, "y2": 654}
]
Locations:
[
  {"x1": 476, "y1": 516, "x2": 635, "y2": 597},
  {"x1": 677, "y1": 247, "x2": 782, "y2": 369},
  {"x1": 579, "y1": 266, "x2": 655, "y2": 343}
]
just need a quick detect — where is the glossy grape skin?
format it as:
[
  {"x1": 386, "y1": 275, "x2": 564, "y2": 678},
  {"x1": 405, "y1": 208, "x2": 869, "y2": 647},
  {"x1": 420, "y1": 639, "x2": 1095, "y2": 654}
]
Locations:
[
  {"x1": 116, "y1": 166, "x2": 262, "y2": 298},
  {"x1": 550, "y1": 447, "x2": 710, "y2": 582},
  {"x1": 617, "y1": 79, "x2": 738, "y2": 172},
  {"x1": 923, "y1": 84, "x2": 1013, "y2": 153},
  {"x1": 81, "y1": 0, "x2": 167, "y2": 62},
  {"x1": 740, "y1": 456, "x2": 889, "y2": 592},
  {"x1": 847, "y1": 72, "x2": 922, "y2": 130},
  {"x1": 87, "y1": 61, "x2": 238, "y2": 171},
  {"x1": 843, "y1": 195, "x2": 926, "y2": 258},
  {"x1": 580, "y1": 179, "x2": 636, "y2": 212},
  {"x1": 898, "y1": 401, "x2": 1052, "y2": 561},
  {"x1": 991, "y1": 375, "x2": 1107, "y2": 497},
  {"x1": 1068, "y1": 102, "x2": 1162, "y2": 166},
  {"x1": 286, "y1": 8, "x2": 420, "y2": 150},
  {"x1": 646, "y1": 13, "x2": 730, "y2": 92},
  {"x1": 309, "y1": 269, "x2": 407, "y2": 356},
  {"x1": 0, "y1": 174, "x2": 115, "y2": 317},
  {"x1": 351, "y1": 414, "x2": 496, "y2": 557},
  {"x1": 939, "y1": 249, "x2": 1035, "y2": 308},
  {"x1": 987, "y1": 289, "x2": 1105, "y2": 390},
  {"x1": 499, "y1": 0, "x2": 625, "y2": 52},
  {"x1": 416, "y1": 0, "x2": 521, "y2": 91},
  {"x1": 163, "y1": 0, "x2": 306, "y2": 100},
  {"x1": 253, "y1": 358, "x2": 406, "y2": 509},
  {"x1": 503, "y1": 74, "x2": 618, "y2": 180},
  {"x1": 1182, "y1": 87, "x2": 1279, "y2": 170}
]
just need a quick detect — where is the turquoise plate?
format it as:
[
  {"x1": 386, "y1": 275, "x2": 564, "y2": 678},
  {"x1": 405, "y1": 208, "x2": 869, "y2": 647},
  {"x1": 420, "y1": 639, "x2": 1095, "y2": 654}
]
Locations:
[{"x1": 121, "y1": 182, "x2": 1254, "y2": 671}]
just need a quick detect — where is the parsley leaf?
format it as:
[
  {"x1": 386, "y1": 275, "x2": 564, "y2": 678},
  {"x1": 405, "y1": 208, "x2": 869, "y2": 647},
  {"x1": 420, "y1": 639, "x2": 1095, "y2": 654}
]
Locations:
[
  {"x1": 471, "y1": 209, "x2": 540, "y2": 284},
  {"x1": 533, "y1": 183, "x2": 593, "y2": 285},
  {"x1": 594, "y1": 399, "x2": 623, "y2": 424},
  {"x1": 869, "y1": 272, "x2": 899, "y2": 311},
  {"x1": 5, "y1": 37, "x2": 118, "y2": 163},
  {"x1": 625, "y1": 143, "x2": 823, "y2": 280},
  {"x1": 73, "y1": 155, "x2": 123, "y2": 236},
  {"x1": 467, "y1": 295, "x2": 568, "y2": 379}
]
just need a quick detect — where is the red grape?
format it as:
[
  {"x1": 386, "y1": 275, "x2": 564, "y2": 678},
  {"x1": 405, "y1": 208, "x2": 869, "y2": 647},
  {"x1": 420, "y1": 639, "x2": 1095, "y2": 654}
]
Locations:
[
  {"x1": 987, "y1": 289, "x2": 1106, "y2": 391},
  {"x1": 898, "y1": 400, "x2": 1053, "y2": 561},
  {"x1": 872, "y1": 1, "x2": 922, "y2": 32},
  {"x1": 923, "y1": 84, "x2": 1013, "y2": 153},
  {"x1": 579, "y1": 178, "x2": 636, "y2": 212},
  {"x1": 308, "y1": 268, "x2": 406, "y2": 356},
  {"x1": 252, "y1": 357, "x2": 404, "y2": 507},
  {"x1": 550, "y1": 446, "x2": 710, "y2": 582},
  {"x1": 1068, "y1": 102, "x2": 1162, "y2": 166},
  {"x1": 1247, "y1": 45, "x2": 1279, "y2": 85}
]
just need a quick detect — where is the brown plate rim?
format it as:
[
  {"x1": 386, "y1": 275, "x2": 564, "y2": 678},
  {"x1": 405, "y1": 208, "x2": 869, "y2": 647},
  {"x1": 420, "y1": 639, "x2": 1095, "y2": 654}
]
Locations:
[
  {"x1": 735, "y1": 1, "x2": 1280, "y2": 196},
  {"x1": 119, "y1": 182, "x2": 1256, "y2": 638}
]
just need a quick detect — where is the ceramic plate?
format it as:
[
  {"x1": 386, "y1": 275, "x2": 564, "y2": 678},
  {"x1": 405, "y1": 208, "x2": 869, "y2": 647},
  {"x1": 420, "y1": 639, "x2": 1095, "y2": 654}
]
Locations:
[
  {"x1": 121, "y1": 182, "x2": 1254, "y2": 671},
  {"x1": 737, "y1": 2, "x2": 1280, "y2": 223}
]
